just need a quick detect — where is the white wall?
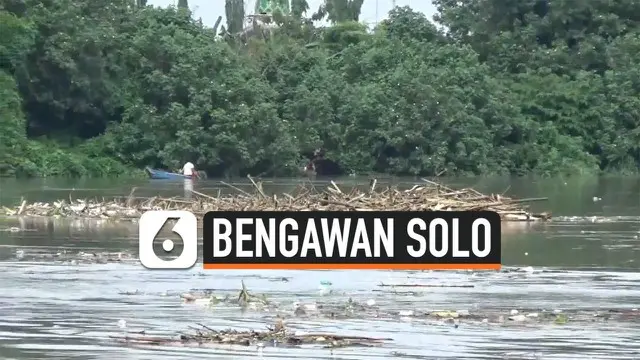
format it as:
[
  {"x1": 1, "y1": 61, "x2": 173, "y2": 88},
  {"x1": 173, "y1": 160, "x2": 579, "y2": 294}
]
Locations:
[{"x1": 148, "y1": 0, "x2": 438, "y2": 28}]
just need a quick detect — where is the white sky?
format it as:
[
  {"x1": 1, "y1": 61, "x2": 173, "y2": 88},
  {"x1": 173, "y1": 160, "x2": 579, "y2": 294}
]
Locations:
[{"x1": 148, "y1": 0, "x2": 438, "y2": 29}]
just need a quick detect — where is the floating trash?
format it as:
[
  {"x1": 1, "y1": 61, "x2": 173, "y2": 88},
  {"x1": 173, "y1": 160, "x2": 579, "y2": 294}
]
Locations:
[
  {"x1": 0, "y1": 179, "x2": 551, "y2": 222},
  {"x1": 318, "y1": 280, "x2": 333, "y2": 295},
  {"x1": 111, "y1": 323, "x2": 393, "y2": 349}
]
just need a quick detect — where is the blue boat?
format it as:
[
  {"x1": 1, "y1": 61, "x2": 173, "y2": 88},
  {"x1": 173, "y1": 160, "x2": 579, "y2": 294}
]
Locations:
[{"x1": 145, "y1": 167, "x2": 188, "y2": 180}]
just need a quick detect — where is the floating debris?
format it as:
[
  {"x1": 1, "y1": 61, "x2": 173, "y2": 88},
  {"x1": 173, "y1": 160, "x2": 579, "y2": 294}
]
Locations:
[
  {"x1": 318, "y1": 280, "x2": 333, "y2": 295},
  {"x1": 180, "y1": 281, "x2": 274, "y2": 311},
  {"x1": 0, "y1": 177, "x2": 550, "y2": 222},
  {"x1": 11, "y1": 249, "x2": 137, "y2": 265},
  {"x1": 176, "y1": 283, "x2": 640, "y2": 328},
  {"x1": 378, "y1": 282, "x2": 475, "y2": 288},
  {"x1": 114, "y1": 321, "x2": 392, "y2": 349},
  {"x1": 1, "y1": 198, "x2": 142, "y2": 220},
  {"x1": 237, "y1": 280, "x2": 270, "y2": 307}
]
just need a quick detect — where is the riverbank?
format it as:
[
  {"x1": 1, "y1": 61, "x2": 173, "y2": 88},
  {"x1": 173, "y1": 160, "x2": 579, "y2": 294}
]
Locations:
[
  {"x1": 0, "y1": 137, "x2": 145, "y2": 178},
  {"x1": 0, "y1": 178, "x2": 551, "y2": 222}
]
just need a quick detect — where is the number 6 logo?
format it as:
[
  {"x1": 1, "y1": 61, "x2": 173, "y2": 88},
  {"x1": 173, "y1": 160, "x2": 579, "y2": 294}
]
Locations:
[{"x1": 139, "y1": 210, "x2": 198, "y2": 269}]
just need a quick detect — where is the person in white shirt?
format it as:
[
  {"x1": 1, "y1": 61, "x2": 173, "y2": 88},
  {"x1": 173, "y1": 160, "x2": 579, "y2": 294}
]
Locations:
[{"x1": 181, "y1": 162, "x2": 198, "y2": 178}]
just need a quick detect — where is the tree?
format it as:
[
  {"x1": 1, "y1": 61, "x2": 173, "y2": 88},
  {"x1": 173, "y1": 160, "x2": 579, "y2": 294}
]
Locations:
[
  {"x1": 225, "y1": 0, "x2": 245, "y2": 34},
  {"x1": 2, "y1": 1, "x2": 640, "y2": 178},
  {"x1": 291, "y1": 0, "x2": 309, "y2": 18},
  {"x1": 312, "y1": 0, "x2": 365, "y2": 23},
  {"x1": 433, "y1": 0, "x2": 640, "y2": 74}
]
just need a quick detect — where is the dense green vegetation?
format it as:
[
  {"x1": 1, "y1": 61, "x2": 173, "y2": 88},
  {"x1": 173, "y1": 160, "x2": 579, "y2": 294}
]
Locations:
[{"x1": 1, "y1": 0, "x2": 640, "y2": 178}]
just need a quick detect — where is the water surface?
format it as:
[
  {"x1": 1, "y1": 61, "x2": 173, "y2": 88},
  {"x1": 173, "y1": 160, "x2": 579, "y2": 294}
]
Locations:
[{"x1": 0, "y1": 176, "x2": 639, "y2": 359}]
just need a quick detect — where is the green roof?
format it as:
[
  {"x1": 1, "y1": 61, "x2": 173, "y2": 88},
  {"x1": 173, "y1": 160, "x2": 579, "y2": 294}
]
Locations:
[{"x1": 255, "y1": 0, "x2": 290, "y2": 14}]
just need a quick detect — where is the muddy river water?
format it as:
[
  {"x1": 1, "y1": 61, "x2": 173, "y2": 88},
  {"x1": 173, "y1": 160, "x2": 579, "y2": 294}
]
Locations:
[{"x1": 0, "y1": 176, "x2": 639, "y2": 359}]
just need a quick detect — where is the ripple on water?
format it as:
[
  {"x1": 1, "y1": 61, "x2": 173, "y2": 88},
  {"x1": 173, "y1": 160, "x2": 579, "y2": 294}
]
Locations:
[
  {"x1": 1, "y1": 211, "x2": 640, "y2": 359},
  {"x1": 0, "y1": 259, "x2": 638, "y2": 359}
]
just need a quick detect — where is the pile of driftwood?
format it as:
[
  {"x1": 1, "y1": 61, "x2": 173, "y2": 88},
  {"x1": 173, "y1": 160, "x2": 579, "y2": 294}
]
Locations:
[
  {"x1": 0, "y1": 177, "x2": 551, "y2": 222},
  {"x1": 114, "y1": 322, "x2": 391, "y2": 349}
]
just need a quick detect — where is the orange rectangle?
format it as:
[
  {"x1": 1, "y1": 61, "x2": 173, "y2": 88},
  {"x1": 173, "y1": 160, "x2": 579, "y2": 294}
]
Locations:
[{"x1": 203, "y1": 263, "x2": 501, "y2": 270}]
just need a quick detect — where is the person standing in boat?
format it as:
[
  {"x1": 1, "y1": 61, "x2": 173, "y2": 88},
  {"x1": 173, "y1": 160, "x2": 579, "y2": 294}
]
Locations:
[
  {"x1": 181, "y1": 161, "x2": 199, "y2": 200},
  {"x1": 302, "y1": 148, "x2": 324, "y2": 177},
  {"x1": 181, "y1": 161, "x2": 199, "y2": 179},
  {"x1": 302, "y1": 160, "x2": 316, "y2": 177}
]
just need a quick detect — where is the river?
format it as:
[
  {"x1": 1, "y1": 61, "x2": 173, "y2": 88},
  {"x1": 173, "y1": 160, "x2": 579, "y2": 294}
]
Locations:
[{"x1": 0, "y1": 176, "x2": 639, "y2": 359}]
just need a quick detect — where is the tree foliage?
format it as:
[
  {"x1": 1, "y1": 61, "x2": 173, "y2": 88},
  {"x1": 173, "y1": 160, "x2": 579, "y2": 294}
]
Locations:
[{"x1": 1, "y1": 0, "x2": 639, "y2": 177}]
